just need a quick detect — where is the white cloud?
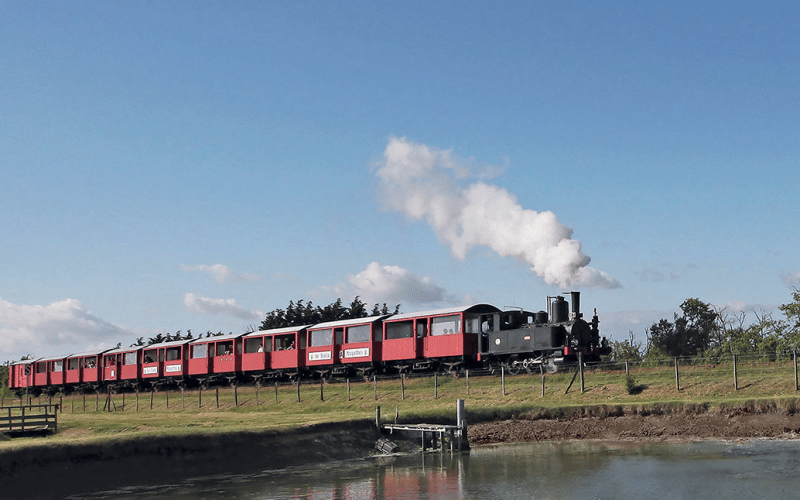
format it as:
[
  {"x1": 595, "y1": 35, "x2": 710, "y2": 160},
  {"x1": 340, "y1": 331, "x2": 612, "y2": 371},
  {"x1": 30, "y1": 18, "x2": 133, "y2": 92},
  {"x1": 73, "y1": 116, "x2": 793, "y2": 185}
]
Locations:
[
  {"x1": 183, "y1": 293, "x2": 263, "y2": 321},
  {"x1": 782, "y1": 270, "x2": 800, "y2": 287},
  {"x1": 323, "y1": 262, "x2": 459, "y2": 308},
  {"x1": 0, "y1": 297, "x2": 133, "y2": 362},
  {"x1": 376, "y1": 137, "x2": 619, "y2": 289},
  {"x1": 181, "y1": 264, "x2": 261, "y2": 284}
]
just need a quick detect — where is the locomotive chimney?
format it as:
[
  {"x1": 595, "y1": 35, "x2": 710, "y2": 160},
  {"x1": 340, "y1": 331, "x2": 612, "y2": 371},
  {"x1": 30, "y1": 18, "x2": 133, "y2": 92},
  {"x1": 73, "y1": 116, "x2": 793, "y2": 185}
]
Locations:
[{"x1": 570, "y1": 291, "x2": 581, "y2": 320}]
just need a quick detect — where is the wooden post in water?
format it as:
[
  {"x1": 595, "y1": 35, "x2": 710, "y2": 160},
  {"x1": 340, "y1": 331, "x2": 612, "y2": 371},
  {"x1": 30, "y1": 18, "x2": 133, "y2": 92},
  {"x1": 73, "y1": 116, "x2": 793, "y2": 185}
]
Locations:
[
  {"x1": 456, "y1": 398, "x2": 469, "y2": 451},
  {"x1": 733, "y1": 354, "x2": 739, "y2": 390},
  {"x1": 675, "y1": 357, "x2": 680, "y2": 391}
]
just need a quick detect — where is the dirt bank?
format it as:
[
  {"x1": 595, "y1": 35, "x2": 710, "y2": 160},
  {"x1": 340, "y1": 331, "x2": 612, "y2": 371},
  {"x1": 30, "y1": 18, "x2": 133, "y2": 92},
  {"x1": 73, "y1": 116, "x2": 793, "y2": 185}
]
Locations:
[
  {"x1": 468, "y1": 408, "x2": 800, "y2": 445},
  {"x1": 1, "y1": 420, "x2": 381, "y2": 500}
]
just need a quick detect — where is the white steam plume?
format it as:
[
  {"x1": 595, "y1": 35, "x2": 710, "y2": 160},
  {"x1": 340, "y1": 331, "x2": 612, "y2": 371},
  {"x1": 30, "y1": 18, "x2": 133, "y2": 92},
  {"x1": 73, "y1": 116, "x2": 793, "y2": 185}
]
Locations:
[{"x1": 376, "y1": 137, "x2": 619, "y2": 289}]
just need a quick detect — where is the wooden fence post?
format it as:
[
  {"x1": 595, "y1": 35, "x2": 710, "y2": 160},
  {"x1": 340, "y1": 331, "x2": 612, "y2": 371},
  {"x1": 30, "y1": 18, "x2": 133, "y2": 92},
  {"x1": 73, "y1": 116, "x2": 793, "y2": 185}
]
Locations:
[
  {"x1": 540, "y1": 364, "x2": 545, "y2": 396},
  {"x1": 401, "y1": 374, "x2": 405, "y2": 400},
  {"x1": 466, "y1": 369, "x2": 470, "y2": 396},
  {"x1": 675, "y1": 357, "x2": 680, "y2": 391},
  {"x1": 296, "y1": 380, "x2": 300, "y2": 403},
  {"x1": 320, "y1": 378, "x2": 324, "y2": 402},
  {"x1": 373, "y1": 375, "x2": 377, "y2": 401},
  {"x1": 435, "y1": 372, "x2": 439, "y2": 399},
  {"x1": 216, "y1": 387, "x2": 220, "y2": 408},
  {"x1": 733, "y1": 354, "x2": 738, "y2": 390},
  {"x1": 501, "y1": 366, "x2": 505, "y2": 396},
  {"x1": 347, "y1": 378, "x2": 350, "y2": 401},
  {"x1": 794, "y1": 351, "x2": 798, "y2": 391},
  {"x1": 579, "y1": 351, "x2": 585, "y2": 393}
]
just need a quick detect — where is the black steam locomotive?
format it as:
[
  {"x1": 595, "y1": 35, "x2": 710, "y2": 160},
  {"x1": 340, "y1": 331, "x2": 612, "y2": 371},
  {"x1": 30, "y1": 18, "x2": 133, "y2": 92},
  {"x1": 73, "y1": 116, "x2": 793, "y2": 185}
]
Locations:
[{"x1": 479, "y1": 291, "x2": 609, "y2": 373}]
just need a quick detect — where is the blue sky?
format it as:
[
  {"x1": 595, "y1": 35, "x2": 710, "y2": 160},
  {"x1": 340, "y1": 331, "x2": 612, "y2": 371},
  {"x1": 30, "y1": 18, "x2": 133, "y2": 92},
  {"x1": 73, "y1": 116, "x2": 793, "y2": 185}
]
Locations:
[{"x1": 2, "y1": 1, "x2": 799, "y2": 361}]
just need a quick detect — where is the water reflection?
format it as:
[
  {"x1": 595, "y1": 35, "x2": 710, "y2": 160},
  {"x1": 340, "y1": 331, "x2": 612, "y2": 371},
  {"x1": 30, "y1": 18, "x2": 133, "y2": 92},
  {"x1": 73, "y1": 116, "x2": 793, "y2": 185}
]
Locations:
[{"x1": 67, "y1": 440, "x2": 800, "y2": 500}]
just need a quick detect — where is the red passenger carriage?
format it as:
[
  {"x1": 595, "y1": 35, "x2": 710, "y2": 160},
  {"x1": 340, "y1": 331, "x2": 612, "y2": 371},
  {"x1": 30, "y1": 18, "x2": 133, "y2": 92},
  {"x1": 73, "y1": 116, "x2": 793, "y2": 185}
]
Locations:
[
  {"x1": 382, "y1": 304, "x2": 500, "y2": 373},
  {"x1": 305, "y1": 316, "x2": 388, "y2": 377},
  {"x1": 101, "y1": 346, "x2": 143, "y2": 390},
  {"x1": 188, "y1": 332, "x2": 246, "y2": 386},
  {"x1": 140, "y1": 340, "x2": 190, "y2": 389},
  {"x1": 32, "y1": 354, "x2": 67, "y2": 392},
  {"x1": 241, "y1": 325, "x2": 309, "y2": 381},
  {"x1": 64, "y1": 349, "x2": 111, "y2": 391}
]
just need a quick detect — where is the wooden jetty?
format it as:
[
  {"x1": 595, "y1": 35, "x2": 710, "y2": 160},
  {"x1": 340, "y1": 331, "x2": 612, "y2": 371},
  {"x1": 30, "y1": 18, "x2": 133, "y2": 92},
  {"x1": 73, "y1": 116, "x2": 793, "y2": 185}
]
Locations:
[
  {"x1": 377, "y1": 399, "x2": 469, "y2": 452},
  {"x1": 0, "y1": 404, "x2": 60, "y2": 435}
]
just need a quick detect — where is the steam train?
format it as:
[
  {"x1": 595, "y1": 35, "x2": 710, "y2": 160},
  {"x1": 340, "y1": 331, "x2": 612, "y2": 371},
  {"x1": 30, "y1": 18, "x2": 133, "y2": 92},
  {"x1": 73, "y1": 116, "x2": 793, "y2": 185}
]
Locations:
[{"x1": 8, "y1": 292, "x2": 610, "y2": 396}]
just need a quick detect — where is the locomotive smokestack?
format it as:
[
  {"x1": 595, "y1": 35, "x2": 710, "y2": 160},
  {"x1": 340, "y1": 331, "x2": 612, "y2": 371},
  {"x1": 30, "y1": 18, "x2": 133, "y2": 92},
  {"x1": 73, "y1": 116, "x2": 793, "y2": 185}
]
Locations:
[{"x1": 570, "y1": 291, "x2": 581, "y2": 319}]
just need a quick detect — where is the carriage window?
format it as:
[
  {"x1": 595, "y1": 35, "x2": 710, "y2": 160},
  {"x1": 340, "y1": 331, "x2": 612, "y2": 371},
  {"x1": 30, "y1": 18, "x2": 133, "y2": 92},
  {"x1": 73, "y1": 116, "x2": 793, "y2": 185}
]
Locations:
[
  {"x1": 53, "y1": 360, "x2": 63, "y2": 372},
  {"x1": 68, "y1": 358, "x2": 80, "y2": 370},
  {"x1": 165, "y1": 347, "x2": 181, "y2": 361},
  {"x1": 417, "y1": 322, "x2": 427, "y2": 338},
  {"x1": 464, "y1": 317, "x2": 480, "y2": 334},
  {"x1": 105, "y1": 356, "x2": 116, "y2": 367},
  {"x1": 245, "y1": 337, "x2": 266, "y2": 353},
  {"x1": 84, "y1": 356, "x2": 97, "y2": 368},
  {"x1": 143, "y1": 349, "x2": 157, "y2": 363},
  {"x1": 386, "y1": 321, "x2": 414, "y2": 340},
  {"x1": 347, "y1": 324, "x2": 371, "y2": 343},
  {"x1": 36, "y1": 362, "x2": 46, "y2": 373},
  {"x1": 431, "y1": 315, "x2": 461, "y2": 336},
  {"x1": 216, "y1": 342, "x2": 233, "y2": 356},
  {"x1": 275, "y1": 334, "x2": 295, "y2": 350},
  {"x1": 309, "y1": 329, "x2": 332, "y2": 347},
  {"x1": 124, "y1": 352, "x2": 137, "y2": 365},
  {"x1": 191, "y1": 344, "x2": 207, "y2": 359}
]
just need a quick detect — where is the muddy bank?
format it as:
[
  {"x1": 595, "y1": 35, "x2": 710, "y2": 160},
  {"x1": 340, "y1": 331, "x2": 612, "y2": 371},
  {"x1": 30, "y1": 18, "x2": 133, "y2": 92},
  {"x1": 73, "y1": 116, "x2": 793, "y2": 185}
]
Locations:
[
  {"x1": 1, "y1": 420, "x2": 381, "y2": 500},
  {"x1": 468, "y1": 408, "x2": 800, "y2": 445}
]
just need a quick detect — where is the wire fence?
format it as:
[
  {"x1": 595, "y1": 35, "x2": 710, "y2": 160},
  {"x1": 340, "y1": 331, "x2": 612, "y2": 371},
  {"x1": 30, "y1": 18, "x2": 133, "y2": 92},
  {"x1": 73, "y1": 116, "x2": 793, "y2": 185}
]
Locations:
[{"x1": 4, "y1": 352, "x2": 800, "y2": 413}]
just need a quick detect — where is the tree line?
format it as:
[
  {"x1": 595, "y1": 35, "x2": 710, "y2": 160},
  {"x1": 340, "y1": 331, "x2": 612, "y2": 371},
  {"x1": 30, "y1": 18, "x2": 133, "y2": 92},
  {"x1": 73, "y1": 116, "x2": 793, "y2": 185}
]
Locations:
[{"x1": 610, "y1": 288, "x2": 800, "y2": 362}]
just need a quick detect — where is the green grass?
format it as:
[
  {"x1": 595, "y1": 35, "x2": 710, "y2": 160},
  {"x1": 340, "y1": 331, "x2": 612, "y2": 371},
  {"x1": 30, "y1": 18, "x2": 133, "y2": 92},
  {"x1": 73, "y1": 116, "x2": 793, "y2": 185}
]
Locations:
[{"x1": 3, "y1": 360, "x2": 800, "y2": 451}]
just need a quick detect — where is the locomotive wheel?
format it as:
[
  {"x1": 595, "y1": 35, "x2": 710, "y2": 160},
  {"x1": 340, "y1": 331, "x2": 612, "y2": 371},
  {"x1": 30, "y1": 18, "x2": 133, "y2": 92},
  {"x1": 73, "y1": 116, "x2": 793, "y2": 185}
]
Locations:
[
  {"x1": 506, "y1": 362, "x2": 522, "y2": 375},
  {"x1": 545, "y1": 359, "x2": 558, "y2": 374}
]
